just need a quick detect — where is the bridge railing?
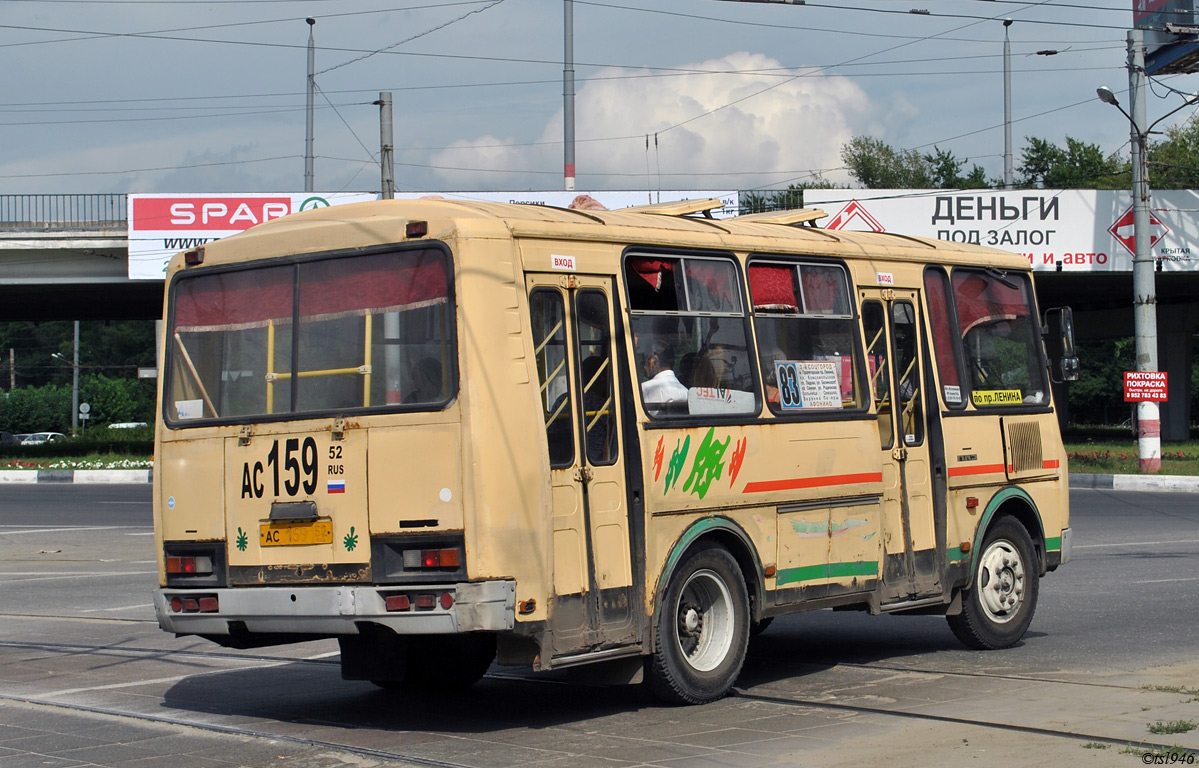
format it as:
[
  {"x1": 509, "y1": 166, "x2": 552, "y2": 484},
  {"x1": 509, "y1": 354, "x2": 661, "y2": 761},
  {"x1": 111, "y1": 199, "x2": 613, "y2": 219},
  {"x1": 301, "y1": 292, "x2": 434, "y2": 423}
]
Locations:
[{"x1": 0, "y1": 194, "x2": 127, "y2": 229}]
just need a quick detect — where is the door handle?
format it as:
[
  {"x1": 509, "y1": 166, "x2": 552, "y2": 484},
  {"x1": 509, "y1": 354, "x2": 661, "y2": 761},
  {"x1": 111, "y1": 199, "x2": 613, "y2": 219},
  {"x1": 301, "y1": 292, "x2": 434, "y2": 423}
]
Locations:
[{"x1": 573, "y1": 466, "x2": 594, "y2": 484}]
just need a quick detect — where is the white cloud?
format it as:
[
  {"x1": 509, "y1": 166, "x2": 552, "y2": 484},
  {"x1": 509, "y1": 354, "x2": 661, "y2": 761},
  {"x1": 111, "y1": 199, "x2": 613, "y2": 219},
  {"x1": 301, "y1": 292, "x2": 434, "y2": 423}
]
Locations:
[{"x1": 429, "y1": 51, "x2": 875, "y2": 190}]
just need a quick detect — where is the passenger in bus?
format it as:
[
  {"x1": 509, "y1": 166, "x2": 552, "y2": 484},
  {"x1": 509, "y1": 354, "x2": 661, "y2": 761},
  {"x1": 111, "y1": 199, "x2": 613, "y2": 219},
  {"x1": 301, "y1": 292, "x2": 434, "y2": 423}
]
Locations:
[
  {"x1": 640, "y1": 340, "x2": 688, "y2": 409},
  {"x1": 693, "y1": 343, "x2": 737, "y2": 389},
  {"x1": 404, "y1": 357, "x2": 443, "y2": 404}
]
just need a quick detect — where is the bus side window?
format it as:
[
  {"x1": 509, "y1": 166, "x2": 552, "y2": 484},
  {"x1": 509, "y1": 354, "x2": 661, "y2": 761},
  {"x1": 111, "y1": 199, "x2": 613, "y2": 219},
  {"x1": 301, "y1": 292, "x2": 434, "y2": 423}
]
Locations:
[
  {"x1": 861, "y1": 301, "x2": 893, "y2": 449},
  {"x1": 626, "y1": 254, "x2": 757, "y2": 418},
  {"x1": 531, "y1": 290, "x2": 574, "y2": 468},
  {"x1": 749, "y1": 260, "x2": 860, "y2": 414}
]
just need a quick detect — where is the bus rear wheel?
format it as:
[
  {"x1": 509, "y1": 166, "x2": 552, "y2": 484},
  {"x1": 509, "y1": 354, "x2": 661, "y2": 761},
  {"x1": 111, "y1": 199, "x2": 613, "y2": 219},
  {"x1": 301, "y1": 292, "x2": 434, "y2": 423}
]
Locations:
[
  {"x1": 647, "y1": 543, "x2": 750, "y2": 705},
  {"x1": 948, "y1": 516, "x2": 1039, "y2": 650}
]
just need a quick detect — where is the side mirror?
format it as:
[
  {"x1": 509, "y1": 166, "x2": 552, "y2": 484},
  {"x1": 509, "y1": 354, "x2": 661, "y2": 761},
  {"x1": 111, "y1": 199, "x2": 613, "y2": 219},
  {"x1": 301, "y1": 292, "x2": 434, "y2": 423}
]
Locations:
[{"x1": 1042, "y1": 306, "x2": 1080, "y2": 383}]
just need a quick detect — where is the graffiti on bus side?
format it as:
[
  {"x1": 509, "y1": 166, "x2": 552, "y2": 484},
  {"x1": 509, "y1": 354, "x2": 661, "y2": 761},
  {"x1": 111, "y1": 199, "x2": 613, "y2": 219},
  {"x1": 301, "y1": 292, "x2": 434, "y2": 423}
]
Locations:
[{"x1": 652, "y1": 429, "x2": 749, "y2": 500}]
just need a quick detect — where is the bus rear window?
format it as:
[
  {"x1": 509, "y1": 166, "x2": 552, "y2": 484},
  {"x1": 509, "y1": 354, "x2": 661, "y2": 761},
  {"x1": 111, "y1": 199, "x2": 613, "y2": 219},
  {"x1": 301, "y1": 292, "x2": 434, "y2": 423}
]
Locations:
[{"x1": 166, "y1": 246, "x2": 453, "y2": 424}]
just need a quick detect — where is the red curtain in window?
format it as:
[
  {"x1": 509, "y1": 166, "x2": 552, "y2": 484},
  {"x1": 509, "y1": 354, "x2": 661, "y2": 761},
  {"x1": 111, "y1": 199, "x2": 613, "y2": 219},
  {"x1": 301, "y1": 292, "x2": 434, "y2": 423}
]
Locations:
[
  {"x1": 174, "y1": 250, "x2": 449, "y2": 332},
  {"x1": 952, "y1": 271, "x2": 1029, "y2": 336},
  {"x1": 924, "y1": 269, "x2": 961, "y2": 388},
  {"x1": 800, "y1": 267, "x2": 841, "y2": 314},
  {"x1": 627, "y1": 256, "x2": 673, "y2": 291},
  {"x1": 748, "y1": 264, "x2": 798, "y2": 309},
  {"x1": 299, "y1": 251, "x2": 448, "y2": 322}
]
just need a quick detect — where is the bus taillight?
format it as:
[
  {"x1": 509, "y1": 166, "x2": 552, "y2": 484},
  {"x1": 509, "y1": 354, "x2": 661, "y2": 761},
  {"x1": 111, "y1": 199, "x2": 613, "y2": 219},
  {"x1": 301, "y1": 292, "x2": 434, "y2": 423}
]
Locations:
[
  {"x1": 168, "y1": 594, "x2": 219, "y2": 613},
  {"x1": 166, "y1": 555, "x2": 213, "y2": 575},
  {"x1": 402, "y1": 548, "x2": 460, "y2": 570}
]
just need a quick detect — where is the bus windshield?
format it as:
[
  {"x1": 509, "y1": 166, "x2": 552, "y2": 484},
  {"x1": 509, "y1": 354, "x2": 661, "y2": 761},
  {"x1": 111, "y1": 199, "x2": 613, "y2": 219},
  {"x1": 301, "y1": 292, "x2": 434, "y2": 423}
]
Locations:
[
  {"x1": 952, "y1": 268, "x2": 1047, "y2": 407},
  {"x1": 165, "y1": 246, "x2": 454, "y2": 424}
]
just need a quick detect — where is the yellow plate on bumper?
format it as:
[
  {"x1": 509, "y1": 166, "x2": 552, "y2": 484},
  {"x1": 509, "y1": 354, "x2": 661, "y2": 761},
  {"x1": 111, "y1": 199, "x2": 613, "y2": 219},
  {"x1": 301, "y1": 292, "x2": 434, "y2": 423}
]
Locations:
[{"x1": 260, "y1": 519, "x2": 333, "y2": 547}]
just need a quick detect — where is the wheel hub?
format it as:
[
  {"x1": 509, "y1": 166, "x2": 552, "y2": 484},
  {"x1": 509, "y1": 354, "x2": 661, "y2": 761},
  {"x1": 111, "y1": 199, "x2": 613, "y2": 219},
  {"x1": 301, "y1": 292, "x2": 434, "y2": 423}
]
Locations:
[
  {"x1": 978, "y1": 541, "x2": 1025, "y2": 623},
  {"x1": 679, "y1": 603, "x2": 703, "y2": 637}
]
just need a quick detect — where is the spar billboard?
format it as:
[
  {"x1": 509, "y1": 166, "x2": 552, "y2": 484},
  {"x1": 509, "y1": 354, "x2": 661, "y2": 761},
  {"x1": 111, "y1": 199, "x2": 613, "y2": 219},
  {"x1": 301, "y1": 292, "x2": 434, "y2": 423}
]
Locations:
[
  {"x1": 803, "y1": 189, "x2": 1199, "y2": 272},
  {"x1": 128, "y1": 190, "x2": 738, "y2": 280},
  {"x1": 128, "y1": 193, "x2": 378, "y2": 280}
]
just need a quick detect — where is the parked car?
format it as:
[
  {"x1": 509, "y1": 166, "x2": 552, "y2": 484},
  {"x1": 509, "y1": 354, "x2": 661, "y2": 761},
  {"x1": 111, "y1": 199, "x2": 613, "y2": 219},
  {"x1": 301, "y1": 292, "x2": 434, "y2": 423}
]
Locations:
[
  {"x1": 21, "y1": 432, "x2": 66, "y2": 445},
  {"x1": 0, "y1": 431, "x2": 20, "y2": 444}
]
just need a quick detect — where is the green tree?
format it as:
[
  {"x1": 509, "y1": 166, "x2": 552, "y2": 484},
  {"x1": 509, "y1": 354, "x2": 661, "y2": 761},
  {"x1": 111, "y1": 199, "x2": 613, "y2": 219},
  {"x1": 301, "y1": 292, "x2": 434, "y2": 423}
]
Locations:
[
  {"x1": 1148, "y1": 117, "x2": 1199, "y2": 189},
  {"x1": 1068, "y1": 338, "x2": 1135, "y2": 425},
  {"x1": 841, "y1": 137, "x2": 988, "y2": 189},
  {"x1": 1016, "y1": 136, "x2": 1127, "y2": 189},
  {"x1": 1, "y1": 320, "x2": 155, "y2": 391}
]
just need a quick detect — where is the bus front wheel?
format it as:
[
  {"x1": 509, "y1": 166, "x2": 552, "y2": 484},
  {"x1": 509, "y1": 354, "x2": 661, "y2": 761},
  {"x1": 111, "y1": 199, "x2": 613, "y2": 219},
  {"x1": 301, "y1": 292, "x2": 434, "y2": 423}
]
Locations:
[
  {"x1": 647, "y1": 543, "x2": 750, "y2": 705},
  {"x1": 948, "y1": 516, "x2": 1039, "y2": 650}
]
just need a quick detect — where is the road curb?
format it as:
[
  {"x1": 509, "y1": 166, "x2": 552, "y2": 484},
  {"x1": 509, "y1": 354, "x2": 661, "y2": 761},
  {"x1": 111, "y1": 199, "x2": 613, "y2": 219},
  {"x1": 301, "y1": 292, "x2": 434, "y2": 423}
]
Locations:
[
  {"x1": 1072, "y1": 472, "x2": 1199, "y2": 492},
  {"x1": 0, "y1": 469, "x2": 152, "y2": 484}
]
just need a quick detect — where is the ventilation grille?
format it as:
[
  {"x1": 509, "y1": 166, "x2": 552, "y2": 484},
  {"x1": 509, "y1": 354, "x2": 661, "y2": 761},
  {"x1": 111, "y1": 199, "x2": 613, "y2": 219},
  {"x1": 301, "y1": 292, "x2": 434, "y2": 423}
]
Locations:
[{"x1": 1007, "y1": 421, "x2": 1043, "y2": 474}]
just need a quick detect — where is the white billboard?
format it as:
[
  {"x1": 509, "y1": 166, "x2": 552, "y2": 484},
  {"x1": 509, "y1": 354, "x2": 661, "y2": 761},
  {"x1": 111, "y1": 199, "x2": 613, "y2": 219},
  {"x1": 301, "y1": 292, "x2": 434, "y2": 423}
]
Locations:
[
  {"x1": 392, "y1": 190, "x2": 738, "y2": 215},
  {"x1": 127, "y1": 190, "x2": 737, "y2": 280},
  {"x1": 803, "y1": 189, "x2": 1199, "y2": 273},
  {"x1": 127, "y1": 193, "x2": 378, "y2": 280}
]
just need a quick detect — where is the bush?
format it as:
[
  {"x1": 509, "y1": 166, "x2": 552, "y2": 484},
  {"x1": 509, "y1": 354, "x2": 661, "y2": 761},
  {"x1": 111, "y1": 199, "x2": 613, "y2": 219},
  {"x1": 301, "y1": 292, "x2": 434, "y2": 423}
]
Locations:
[{"x1": 0, "y1": 375, "x2": 155, "y2": 434}]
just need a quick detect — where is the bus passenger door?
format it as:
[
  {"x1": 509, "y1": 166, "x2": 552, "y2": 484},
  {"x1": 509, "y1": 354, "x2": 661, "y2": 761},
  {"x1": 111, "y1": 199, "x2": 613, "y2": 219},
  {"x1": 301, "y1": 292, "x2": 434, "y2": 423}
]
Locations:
[
  {"x1": 528, "y1": 275, "x2": 637, "y2": 660},
  {"x1": 860, "y1": 290, "x2": 943, "y2": 603}
]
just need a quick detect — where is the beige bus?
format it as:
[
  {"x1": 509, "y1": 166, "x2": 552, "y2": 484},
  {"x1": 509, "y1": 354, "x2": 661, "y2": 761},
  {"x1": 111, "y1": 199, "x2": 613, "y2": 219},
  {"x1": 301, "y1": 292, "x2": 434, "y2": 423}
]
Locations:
[{"x1": 152, "y1": 197, "x2": 1076, "y2": 704}]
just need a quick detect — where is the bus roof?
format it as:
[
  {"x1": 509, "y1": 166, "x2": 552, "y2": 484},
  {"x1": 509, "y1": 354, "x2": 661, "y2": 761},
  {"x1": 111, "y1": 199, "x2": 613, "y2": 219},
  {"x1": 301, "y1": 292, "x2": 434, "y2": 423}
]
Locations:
[{"x1": 180, "y1": 197, "x2": 1033, "y2": 273}]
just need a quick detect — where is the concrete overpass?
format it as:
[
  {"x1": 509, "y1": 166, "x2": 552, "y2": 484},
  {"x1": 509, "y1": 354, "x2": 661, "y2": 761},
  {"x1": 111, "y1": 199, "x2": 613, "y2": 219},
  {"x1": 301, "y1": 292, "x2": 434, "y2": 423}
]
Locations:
[
  {"x1": 3, "y1": 193, "x2": 1196, "y2": 438},
  {"x1": 0, "y1": 194, "x2": 162, "y2": 321}
]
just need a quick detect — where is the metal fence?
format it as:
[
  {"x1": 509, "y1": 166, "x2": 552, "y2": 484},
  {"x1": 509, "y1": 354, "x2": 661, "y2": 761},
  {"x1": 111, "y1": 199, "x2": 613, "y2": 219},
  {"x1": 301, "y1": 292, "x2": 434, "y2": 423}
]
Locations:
[{"x1": 0, "y1": 194, "x2": 127, "y2": 229}]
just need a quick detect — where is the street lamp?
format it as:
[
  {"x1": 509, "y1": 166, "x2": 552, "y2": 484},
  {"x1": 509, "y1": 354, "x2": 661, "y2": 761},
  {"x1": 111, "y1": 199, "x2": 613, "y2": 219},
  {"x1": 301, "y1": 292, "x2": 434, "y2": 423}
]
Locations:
[
  {"x1": 1096, "y1": 29, "x2": 1199, "y2": 473},
  {"x1": 50, "y1": 351, "x2": 79, "y2": 433}
]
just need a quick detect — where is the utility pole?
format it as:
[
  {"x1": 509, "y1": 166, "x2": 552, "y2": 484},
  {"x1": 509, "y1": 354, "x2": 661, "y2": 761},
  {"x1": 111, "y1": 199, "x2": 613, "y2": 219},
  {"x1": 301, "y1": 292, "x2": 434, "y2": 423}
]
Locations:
[
  {"x1": 375, "y1": 92, "x2": 395, "y2": 199},
  {"x1": 563, "y1": 0, "x2": 576, "y2": 191},
  {"x1": 305, "y1": 17, "x2": 316, "y2": 193},
  {"x1": 71, "y1": 321, "x2": 79, "y2": 432},
  {"x1": 1127, "y1": 29, "x2": 1160, "y2": 473},
  {"x1": 1003, "y1": 19, "x2": 1014, "y2": 189}
]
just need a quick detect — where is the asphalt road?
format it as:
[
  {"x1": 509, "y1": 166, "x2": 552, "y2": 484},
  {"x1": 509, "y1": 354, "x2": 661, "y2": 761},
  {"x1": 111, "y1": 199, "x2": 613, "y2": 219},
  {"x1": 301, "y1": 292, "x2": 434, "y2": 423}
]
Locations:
[{"x1": 0, "y1": 485, "x2": 1197, "y2": 767}]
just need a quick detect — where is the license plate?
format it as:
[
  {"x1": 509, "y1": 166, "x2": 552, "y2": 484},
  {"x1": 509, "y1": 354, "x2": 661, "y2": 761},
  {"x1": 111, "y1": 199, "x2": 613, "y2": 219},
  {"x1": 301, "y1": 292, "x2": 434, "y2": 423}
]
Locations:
[{"x1": 260, "y1": 519, "x2": 333, "y2": 547}]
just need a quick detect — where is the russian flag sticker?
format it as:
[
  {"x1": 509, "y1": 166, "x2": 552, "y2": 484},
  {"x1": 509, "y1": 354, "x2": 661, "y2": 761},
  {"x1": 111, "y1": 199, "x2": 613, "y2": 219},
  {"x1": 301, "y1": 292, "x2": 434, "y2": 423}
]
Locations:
[{"x1": 327, "y1": 479, "x2": 346, "y2": 494}]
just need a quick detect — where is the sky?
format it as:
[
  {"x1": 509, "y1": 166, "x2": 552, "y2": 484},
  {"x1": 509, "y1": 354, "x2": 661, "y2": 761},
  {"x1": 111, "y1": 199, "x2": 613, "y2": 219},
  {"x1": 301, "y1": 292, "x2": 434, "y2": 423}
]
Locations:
[{"x1": 1, "y1": 0, "x2": 1192, "y2": 197}]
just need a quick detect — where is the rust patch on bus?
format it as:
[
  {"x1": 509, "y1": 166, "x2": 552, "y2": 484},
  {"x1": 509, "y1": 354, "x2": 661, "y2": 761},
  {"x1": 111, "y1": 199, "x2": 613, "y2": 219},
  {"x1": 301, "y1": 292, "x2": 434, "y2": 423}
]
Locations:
[{"x1": 229, "y1": 563, "x2": 372, "y2": 585}]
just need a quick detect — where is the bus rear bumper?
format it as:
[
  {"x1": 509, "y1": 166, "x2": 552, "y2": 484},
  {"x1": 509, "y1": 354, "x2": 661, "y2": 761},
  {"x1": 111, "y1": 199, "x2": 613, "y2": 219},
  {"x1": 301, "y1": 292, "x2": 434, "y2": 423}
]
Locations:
[{"x1": 153, "y1": 581, "x2": 516, "y2": 637}]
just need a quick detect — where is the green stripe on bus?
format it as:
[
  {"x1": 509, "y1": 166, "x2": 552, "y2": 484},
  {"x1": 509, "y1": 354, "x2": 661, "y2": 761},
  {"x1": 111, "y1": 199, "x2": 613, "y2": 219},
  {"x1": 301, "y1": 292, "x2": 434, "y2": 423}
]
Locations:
[
  {"x1": 946, "y1": 546, "x2": 965, "y2": 562},
  {"x1": 1045, "y1": 536, "x2": 1061, "y2": 551},
  {"x1": 776, "y1": 560, "x2": 878, "y2": 585}
]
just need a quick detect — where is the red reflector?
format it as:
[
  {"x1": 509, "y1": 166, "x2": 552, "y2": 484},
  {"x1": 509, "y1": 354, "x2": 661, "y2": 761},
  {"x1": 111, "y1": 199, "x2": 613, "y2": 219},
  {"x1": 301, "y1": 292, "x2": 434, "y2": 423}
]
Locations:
[
  {"x1": 198, "y1": 596, "x2": 219, "y2": 613},
  {"x1": 181, "y1": 598, "x2": 200, "y2": 612},
  {"x1": 406, "y1": 221, "x2": 428, "y2": 238},
  {"x1": 170, "y1": 597, "x2": 183, "y2": 612},
  {"x1": 414, "y1": 594, "x2": 436, "y2": 610},
  {"x1": 440, "y1": 592, "x2": 454, "y2": 610},
  {"x1": 385, "y1": 594, "x2": 411, "y2": 612},
  {"x1": 438, "y1": 548, "x2": 460, "y2": 568},
  {"x1": 966, "y1": 496, "x2": 979, "y2": 509}
]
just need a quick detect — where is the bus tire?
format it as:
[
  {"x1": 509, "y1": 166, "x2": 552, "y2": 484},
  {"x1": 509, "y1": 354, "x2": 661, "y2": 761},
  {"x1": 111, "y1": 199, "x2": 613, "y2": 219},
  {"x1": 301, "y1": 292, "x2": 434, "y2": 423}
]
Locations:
[
  {"x1": 402, "y1": 634, "x2": 496, "y2": 690},
  {"x1": 947, "y1": 516, "x2": 1039, "y2": 650},
  {"x1": 647, "y1": 544, "x2": 750, "y2": 705}
]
